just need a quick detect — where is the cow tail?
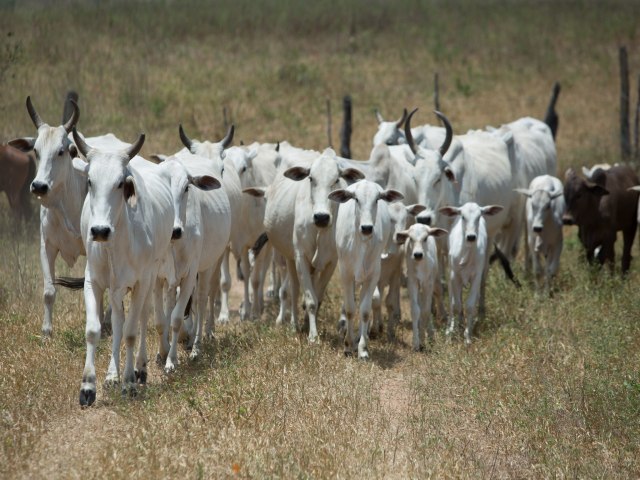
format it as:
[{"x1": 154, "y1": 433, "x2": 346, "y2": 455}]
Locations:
[
  {"x1": 54, "y1": 276, "x2": 85, "y2": 290},
  {"x1": 492, "y1": 245, "x2": 521, "y2": 289},
  {"x1": 543, "y1": 82, "x2": 561, "y2": 140},
  {"x1": 251, "y1": 232, "x2": 269, "y2": 258}
]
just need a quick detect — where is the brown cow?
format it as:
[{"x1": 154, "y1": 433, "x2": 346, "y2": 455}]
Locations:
[
  {"x1": 563, "y1": 165, "x2": 639, "y2": 274},
  {"x1": 0, "y1": 144, "x2": 35, "y2": 222}
]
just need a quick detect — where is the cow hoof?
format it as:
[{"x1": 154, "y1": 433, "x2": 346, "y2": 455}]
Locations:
[
  {"x1": 218, "y1": 314, "x2": 230, "y2": 325},
  {"x1": 308, "y1": 334, "x2": 319, "y2": 344},
  {"x1": 135, "y1": 369, "x2": 147, "y2": 385},
  {"x1": 104, "y1": 375, "x2": 119, "y2": 389},
  {"x1": 122, "y1": 384, "x2": 137, "y2": 398},
  {"x1": 266, "y1": 288, "x2": 276, "y2": 298},
  {"x1": 337, "y1": 319, "x2": 346, "y2": 335},
  {"x1": 189, "y1": 349, "x2": 200, "y2": 361},
  {"x1": 41, "y1": 327, "x2": 53, "y2": 340},
  {"x1": 79, "y1": 388, "x2": 96, "y2": 407},
  {"x1": 155, "y1": 353, "x2": 167, "y2": 367},
  {"x1": 358, "y1": 350, "x2": 370, "y2": 361},
  {"x1": 343, "y1": 349, "x2": 353, "y2": 357}
]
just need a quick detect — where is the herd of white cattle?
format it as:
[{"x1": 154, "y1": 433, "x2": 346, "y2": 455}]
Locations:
[{"x1": 9, "y1": 96, "x2": 564, "y2": 406}]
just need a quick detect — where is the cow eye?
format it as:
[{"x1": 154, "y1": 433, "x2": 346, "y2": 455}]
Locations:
[
  {"x1": 118, "y1": 181, "x2": 124, "y2": 189},
  {"x1": 434, "y1": 178, "x2": 441, "y2": 186},
  {"x1": 58, "y1": 148, "x2": 64, "y2": 156},
  {"x1": 87, "y1": 179, "x2": 92, "y2": 188},
  {"x1": 309, "y1": 176, "x2": 313, "y2": 183},
  {"x1": 184, "y1": 185, "x2": 189, "y2": 193},
  {"x1": 241, "y1": 166, "x2": 247, "y2": 173}
]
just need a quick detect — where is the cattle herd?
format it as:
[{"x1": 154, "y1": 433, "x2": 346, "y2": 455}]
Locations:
[{"x1": 3, "y1": 89, "x2": 639, "y2": 407}]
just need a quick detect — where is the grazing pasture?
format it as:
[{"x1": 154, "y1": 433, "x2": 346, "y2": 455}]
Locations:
[{"x1": 1, "y1": 0, "x2": 640, "y2": 478}]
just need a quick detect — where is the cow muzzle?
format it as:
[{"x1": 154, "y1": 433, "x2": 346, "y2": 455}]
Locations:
[
  {"x1": 533, "y1": 225, "x2": 543, "y2": 233},
  {"x1": 562, "y1": 214, "x2": 575, "y2": 226},
  {"x1": 360, "y1": 224, "x2": 374, "y2": 236},
  {"x1": 417, "y1": 215, "x2": 431, "y2": 226},
  {"x1": 31, "y1": 181, "x2": 49, "y2": 197},
  {"x1": 90, "y1": 225, "x2": 112, "y2": 242},
  {"x1": 313, "y1": 212, "x2": 331, "y2": 228},
  {"x1": 172, "y1": 227, "x2": 183, "y2": 240},
  {"x1": 466, "y1": 234, "x2": 477, "y2": 243},
  {"x1": 413, "y1": 251, "x2": 424, "y2": 260}
]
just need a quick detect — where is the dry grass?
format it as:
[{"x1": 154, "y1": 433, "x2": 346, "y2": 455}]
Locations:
[{"x1": 1, "y1": 0, "x2": 640, "y2": 478}]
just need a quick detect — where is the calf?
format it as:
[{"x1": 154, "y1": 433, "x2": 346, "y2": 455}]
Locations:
[
  {"x1": 440, "y1": 203, "x2": 503, "y2": 345},
  {"x1": 329, "y1": 180, "x2": 403, "y2": 359},
  {"x1": 515, "y1": 175, "x2": 564, "y2": 293},
  {"x1": 395, "y1": 224, "x2": 448, "y2": 351},
  {"x1": 563, "y1": 166, "x2": 639, "y2": 274}
]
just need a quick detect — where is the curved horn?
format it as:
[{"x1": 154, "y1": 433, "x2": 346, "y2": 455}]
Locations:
[
  {"x1": 63, "y1": 100, "x2": 80, "y2": 133},
  {"x1": 404, "y1": 108, "x2": 419, "y2": 155},
  {"x1": 125, "y1": 134, "x2": 145, "y2": 160},
  {"x1": 221, "y1": 124, "x2": 234, "y2": 149},
  {"x1": 72, "y1": 127, "x2": 92, "y2": 158},
  {"x1": 26, "y1": 96, "x2": 44, "y2": 129},
  {"x1": 375, "y1": 109, "x2": 384, "y2": 124},
  {"x1": 179, "y1": 124, "x2": 194, "y2": 151},
  {"x1": 434, "y1": 110, "x2": 453, "y2": 156},
  {"x1": 396, "y1": 108, "x2": 408, "y2": 128}
]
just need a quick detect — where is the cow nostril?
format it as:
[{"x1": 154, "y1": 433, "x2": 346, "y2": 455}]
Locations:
[
  {"x1": 172, "y1": 227, "x2": 183, "y2": 240},
  {"x1": 466, "y1": 234, "x2": 477, "y2": 242},
  {"x1": 533, "y1": 226, "x2": 543, "y2": 233},
  {"x1": 361, "y1": 225, "x2": 373, "y2": 235},
  {"x1": 31, "y1": 182, "x2": 49, "y2": 196},
  {"x1": 413, "y1": 252, "x2": 424, "y2": 260},
  {"x1": 417, "y1": 216, "x2": 431, "y2": 226}
]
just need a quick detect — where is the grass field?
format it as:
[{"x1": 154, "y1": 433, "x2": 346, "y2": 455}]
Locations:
[{"x1": 1, "y1": 0, "x2": 640, "y2": 478}]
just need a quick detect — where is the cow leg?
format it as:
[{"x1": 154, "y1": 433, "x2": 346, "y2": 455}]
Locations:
[
  {"x1": 423, "y1": 278, "x2": 435, "y2": 344},
  {"x1": 465, "y1": 273, "x2": 484, "y2": 346},
  {"x1": 622, "y1": 226, "x2": 636, "y2": 274},
  {"x1": 40, "y1": 237, "x2": 58, "y2": 338},
  {"x1": 286, "y1": 258, "x2": 300, "y2": 332},
  {"x1": 239, "y1": 248, "x2": 252, "y2": 321},
  {"x1": 523, "y1": 223, "x2": 532, "y2": 275},
  {"x1": 250, "y1": 244, "x2": 270, "y2": 320},
  {"x1": 532, "y1": 249, "x2": 543, "y2": 292},
  {"x1": 79, "y1": 274, "x2": 103, "y2": 407},
  {"x1": 358, "y1": 274, "x2": 379, "y2": 360},
  {"x1": 122, "y1": 280, "x2": 149, "y2": 397},
  {"x1": 372, "y1": 277, "x2": 386, "y2": 340},
  {"x1": 153, "y1": 278, "x2": 171, "y2": 364},
  {"x1": 275, "y1": 270, "x2": 289, "y2": 325},
  {"x1": 105, "y1": 288, "x2": 126, "y2": 386},
  {"x1": 205, "y1": 263, "x2": 220, "y2": 341},
  {"x1": 218, "y1": 246, "x2": 232, "y2": 324},
  {"x1": 341, "y1": 275, "x2": 356, "y2": 356},
  {"x1": 408, "y1": 277, "x2": 421, "y2": 351},
  {"x1": 267, "y1": 250, "x2": 280, "y2": 298},
  {"x1": 134, "y1": 285, "x2": 152, "y2": 385},
  {"x1": 166, "y1": 272, "x2": 197, "y2": 372},
  {"x1": 296, "y1": 255, "x2": 320, "y2": 342},
  {"x1": 192, "y1": 270, "x2": 212, "y2": 360},
  {"x1": 446, "y1": 273, "x2": 462, "y2": 339},
  {"x1": 432, "y1": 272, "x2": 447, "y2": 325},
  {"x1": 478, "y1": 244, "x2": 491, "y2": 319}
]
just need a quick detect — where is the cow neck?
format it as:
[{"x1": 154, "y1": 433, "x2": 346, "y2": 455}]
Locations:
[{"x1": 46, "y1": 159, "x2": 87, "y2": 238}]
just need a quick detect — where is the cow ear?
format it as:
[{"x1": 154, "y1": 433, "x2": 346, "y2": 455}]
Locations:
[
  {"x1": 428, "y1": 227, "x2": 448, "y2": 238},
  {"x1": 482, "y1": 205, "x2": 503, "y2": 216},
  {"x1": 587, "y1": 183, "x2": 609, "y2": 196},
  {"x1": 514, "y1": 188, "x2": 532, "y2": 197},
  {"x1": 378, "y1": 189, "x2": 404, "y2": 203},
  {"x1": 550, "y1": 190, "x2": 563, "y2": 200},
  {"x1": 190, "y1": 175, "x2": 221, "y2": 191},
  {"x1": 8, "y1": 137, "x2": 36, "y2": 152},
  {"x1": 124, "y1": 176, "x2": 136, "y2": 201},
  {"x1": 72, "y1": 157, "x2": 89, "y2": 176},
  {"x1": 340, "y1": 167, "x2": 365, "y2": 185},
  {"x1": 246, "y1": 148, "x2": 258, "y2": 168},
  {"x1": 68, "y1": 143, "x2": 78, "y2": 158},
  {"x1": 439, "y1": 206, "x2": 460, "y2": 217},
  {"x1": 283, "y1": 166, "x2": 310, "y2": 181},
  {"x1": 328, "y1": 189, "x2": 354, "y2": 203},
  {"x1": 564, "y1": 168, "x2": 576, "y2": 180},
  {"x1": 243, "y1": 187, "x2": 266, "y2": 198},
  {"x1": 394, "y1": 231, "x2": 409, "y2": 244},
  {"x1": 444, "y1": 166, "x2": 456, "y2": 183},
  {"x1": 406, "y1": 204, "x2": 427, "y2": 216}
]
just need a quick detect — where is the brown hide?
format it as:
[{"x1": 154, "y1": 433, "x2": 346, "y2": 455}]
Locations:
[
  {"x1": 0, "y1": 144, "x2": 35, "y2": 222},
  {"x1": 563, "y1": 165, "x2": 639, "y2": 273}
]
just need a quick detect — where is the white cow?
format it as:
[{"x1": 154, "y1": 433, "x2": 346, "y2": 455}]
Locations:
[
  {"x1": 395, "y1": 223, "x2": 448, "y2": 351},
  {"x1": 515, "y1": 175, "x2": 564, "y2": 294},
  {"x1": 372, "y1": 108, "x2": 408, "y2": 146},
  {"x1": 247, "y1": 148, "x2": 364, "y2": 341},
  {"x1": 151, "y1": 154, "x2": 230, "y2": 372},
  {"x1": 329, "y1": 180, "x2": 403, "y2": 359},
  {"x1": 371, "y1": 202, "x2": 425, "y2": 341},
  {"x1": 176, "y1": 125, "x2": 241, "y2": 326},
  {"x1": 72, "y1": 130, "x2": 175, "y2": 406},
  {"x1": 440, "y1": 202, "x2": 503, "y2": 345},
  {"x1": 582, "y1": 163, "x2": 613, "y2": 180},
  {"x1": 8, "y1": 97, "x2": 83, "y2": 337}
]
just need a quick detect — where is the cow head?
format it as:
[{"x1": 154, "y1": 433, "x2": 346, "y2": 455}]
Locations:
[
  {"x1": 385, "y1": 203, "x2": 426, "y2": 256},
  {"x1": 562, "y1": 168, "x2": 608, "y2": 226},
  {"x1": 395, "y1": 223, "x2": 448, "y2": 261},
  {"x1": 440, "y1": 203, "x2": 502, "y2": 244},
  {"x1": 179, "y1": 124, "x2": 234, "y2": 164},
  {"x1": 405, "y1": 108, "x2": 456, "y2": 227},
  {"x1": 9, "y1": 97, "x2": 80, "y2": 205},
  {"x1": 225, "y1": 146, "x2": 258, "y2": 186},
  {"x1": 71, "y1": 128, "x2": 145, "y2": 242},
  {"x1": 515, "y1": 187, "x2": 563, "y2": 234},
  {"x1": 329, "y1": 179, "x2": 404, "y2": 239},
  {"x1": 372, "y1": 108, "x2": 408, "y2": 147},
  {"x1": 155, "y1": 156, "x2": 221, "y2": 240},
  {"x1": 284, "y1": 148, "x2": 365, "y2": 229}
]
